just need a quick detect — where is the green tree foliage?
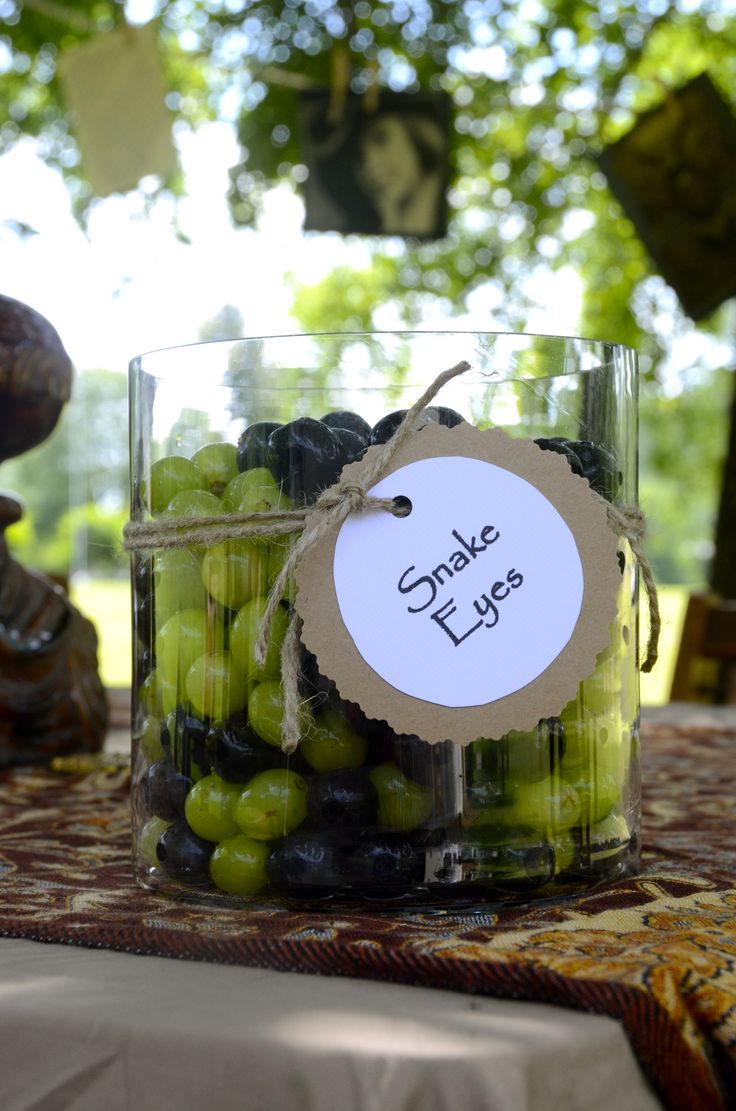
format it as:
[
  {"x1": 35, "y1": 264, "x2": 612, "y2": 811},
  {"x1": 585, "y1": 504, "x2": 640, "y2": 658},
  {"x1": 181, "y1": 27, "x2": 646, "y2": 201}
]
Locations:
[
  {"x1": 0, "y1": 367, "x2": 129, "y2": 572},
  {"x1": 4, "y1": 1, "x2": 734, "y2": 344},
  {"x1": 640, "y1": 367, "x2": 733, "y2": 583},
  {"x1": 6, "y1": 502, "x2": 128, "y2": 575},
  {"x1": 0, "y1": 419, "x2": 70, "y2": 551}
]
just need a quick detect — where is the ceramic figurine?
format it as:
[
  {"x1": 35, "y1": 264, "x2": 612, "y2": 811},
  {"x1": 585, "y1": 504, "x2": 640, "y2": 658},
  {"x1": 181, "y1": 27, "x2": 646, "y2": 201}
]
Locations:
[{"x1": 0, "y1": 295, "x2": 108, "y2": 763}]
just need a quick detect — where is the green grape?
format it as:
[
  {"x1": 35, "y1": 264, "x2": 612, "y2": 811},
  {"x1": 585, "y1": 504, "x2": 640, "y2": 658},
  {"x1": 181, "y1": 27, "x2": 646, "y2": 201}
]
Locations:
[
  {"x1": 138, "y1": 816, "x2": 171, "y2": 868},
  {"x1": 141, "y1": 666, "x2": 181, "y2": 719},
  {"x1": 137, "y1": 671, "x2": 160, "y2": 716},
  {"x1": 163, "y1": 489, "x2": 223, "y2": 518},
  {"x1": 201, "y1": 539, "x2": 268, "y2": 610},
  {"x1": 185, "y1": 650, "x2": 248, "y2": 721},
  {"x1": 550, "y1": 830, "x2": 576, "y2": 874},
  {"x1": 153, "y1": 548, "x2": 206, "y2": 624},
  {"x1": 473, "y1": 726, "x2": 559, "y2": 785},
  {"x1": 155, "y1": 608, "x2": 225, "y2": 688},
  {"x1": 587, "y1": 811, "x2": 631, "y2": 863},
  {"x1": 233, "y1": 768, "x2": 308, "y2": 841},
  {"x1": 300, "y1": 708, "x2": 368, "y2": 773},
  {"x1": 222, "y1": 467, "x2": 289, "y2": 514},
  {"x1": 463, "y1": 775, "x2": 512, "y2": 828},
  {"x1": 229, "y1": 597, "x2": 289, "y2": 680},
  {"x1": 145, "y1": 455, "x2": 205, "y2": 515},
  {"x1": 136, "y1": 714, "x2": 165, "y2": 763},
  {"x1": 467, "y1": 828, "x2": 576, "y2": 882},
  {"x1": 464, "y1": 828, "x2": 567, "y2": 884},
  {"x1": 248, "y1": 678, "x2": 312, "y2": 749},
  {"x1": 369, "y1": 762, "x2": 433, "y2": 830},
  {"x1": 561, "y1": 711, "x2": 627, "y2": 783},
  {"x1": 266, "y1": 539, "x2": 296, "y2": 603},
  {"x1": 579, "y1": 659, "x2": 620, "y2": 716},
  {"x1": 184, "y1": 773, "x2": 242, "y2": 842},
  {"x1": 595, "y1": 719, "x2": 629, "y2": 786},
  {"x1": 558, "y1": 703, "x2": 588, "y2": 772},
  {"x1": 503, "y1": 775, "x2": 581, "y2": 837},
  {"x1": 567, "y1": 766, "x2": 621, "y2": 824},
  {"x1": 594, "y1": 614, "x2": 624, "y2": 666},
  {"x1": 593, "y1": 711, "x2": 624, "y2": 748},
  {"x1": 210, "y1": 833, "x2": 269, "y2": 896},
  {"x1": 191, "y1": 442, "x2": 239, "y2": 496}
]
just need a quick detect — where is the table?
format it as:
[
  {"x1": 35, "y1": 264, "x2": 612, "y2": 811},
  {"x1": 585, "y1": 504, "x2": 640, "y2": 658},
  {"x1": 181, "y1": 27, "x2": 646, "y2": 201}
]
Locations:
[
  {"x1": 1, "y1": 705, "x2": 735, "y2": 1111},
  {"x1": 0, "y1": 937, "x2": 661, "y2": 1111}
]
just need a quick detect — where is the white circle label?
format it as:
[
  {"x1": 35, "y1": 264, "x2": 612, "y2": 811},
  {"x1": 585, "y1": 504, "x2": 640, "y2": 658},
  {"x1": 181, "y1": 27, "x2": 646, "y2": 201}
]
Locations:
[
  {"x1": 295, "y1": 422, "x2": 621, "y2": 745},
  {"x1": 332, "y1": 455, "x2": 584, "y2": 708}
]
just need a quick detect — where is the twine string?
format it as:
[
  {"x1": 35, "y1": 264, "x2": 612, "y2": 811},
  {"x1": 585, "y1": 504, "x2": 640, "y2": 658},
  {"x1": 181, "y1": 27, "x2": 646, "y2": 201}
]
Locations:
[
  {"x1": 122, "y1": 506, "x2": 311, "y2": 550},
  {"x1": 280, "y1": 611, "x2": 306, "y2": 753},
  {"x1": 603, "y1": 502, "x2": 660, "y2": 675},
  {"x1": 123, "y1": 358, "x2": 659, "y2": 752}
]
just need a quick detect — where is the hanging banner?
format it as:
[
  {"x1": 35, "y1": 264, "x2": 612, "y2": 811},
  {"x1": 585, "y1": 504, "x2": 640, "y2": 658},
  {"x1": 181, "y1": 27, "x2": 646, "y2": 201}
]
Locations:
[
  {"x1": 598, "y1": 73, "x2": 736, "y2": 320},
  {"x1": 58, "y1": 22, "x2": 177, "y2": 197},
  {"x1": 298, "y1": 90, "x2": 451, "y2": 239}
]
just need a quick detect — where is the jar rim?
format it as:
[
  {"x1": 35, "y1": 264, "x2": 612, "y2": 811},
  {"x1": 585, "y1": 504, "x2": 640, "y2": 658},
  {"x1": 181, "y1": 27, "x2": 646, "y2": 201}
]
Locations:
[{"x1": 130, "y1": 329, "x2": 637, "y2": 367}]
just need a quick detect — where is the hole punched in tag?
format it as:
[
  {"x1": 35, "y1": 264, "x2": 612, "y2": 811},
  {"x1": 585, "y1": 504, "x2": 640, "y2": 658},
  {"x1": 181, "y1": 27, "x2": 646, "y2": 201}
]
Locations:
[{"x1": 392, "y1": 495, "x2": 413, "y2": 517}]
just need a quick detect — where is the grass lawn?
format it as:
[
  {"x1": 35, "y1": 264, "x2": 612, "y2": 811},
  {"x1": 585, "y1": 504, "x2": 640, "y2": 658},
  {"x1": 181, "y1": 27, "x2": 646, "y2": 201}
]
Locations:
[
  {"x1": 70, "y1": 576, "x2": 132, "y2": 689},
  {"x1": 70, "y1": 576, "x2": 692, "y2": 706},
  {"x1": 639, "y1": 584, "x2": 690, "y2": 706}
]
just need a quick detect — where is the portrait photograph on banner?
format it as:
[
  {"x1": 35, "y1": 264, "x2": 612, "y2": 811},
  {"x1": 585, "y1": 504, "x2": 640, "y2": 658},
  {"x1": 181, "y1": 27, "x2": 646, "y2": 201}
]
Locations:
[
  {"x1": 298, "y1": 90, "x2": 451, "y2": 239},
  {"x1": 597, "y1": 72, "x2": 736, "y2": 321}
]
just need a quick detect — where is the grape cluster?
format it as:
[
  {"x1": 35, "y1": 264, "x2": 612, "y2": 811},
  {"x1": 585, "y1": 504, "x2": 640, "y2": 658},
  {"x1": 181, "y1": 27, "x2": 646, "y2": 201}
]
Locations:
[
  {"x1": 132, "y1": 407, "x2": 637, "y2": 905},
  {"x1": 533, "y1": 437, "x2": 623, "y2": 501}
]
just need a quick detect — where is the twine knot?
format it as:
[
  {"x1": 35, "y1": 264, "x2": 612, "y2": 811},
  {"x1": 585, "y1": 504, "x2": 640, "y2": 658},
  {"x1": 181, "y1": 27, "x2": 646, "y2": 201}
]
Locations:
[
  {"x1": 315, "y1": 479, "x2": 371, "y2": 514},
  {"x1": 612, "y1": 504, "x2": 646, "y2": 544}
]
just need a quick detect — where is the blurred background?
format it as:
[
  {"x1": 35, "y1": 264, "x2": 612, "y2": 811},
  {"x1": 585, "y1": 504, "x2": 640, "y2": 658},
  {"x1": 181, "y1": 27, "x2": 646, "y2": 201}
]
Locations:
[{"x1": 1, "y1": 0, "x2": 735, "y2": 706}]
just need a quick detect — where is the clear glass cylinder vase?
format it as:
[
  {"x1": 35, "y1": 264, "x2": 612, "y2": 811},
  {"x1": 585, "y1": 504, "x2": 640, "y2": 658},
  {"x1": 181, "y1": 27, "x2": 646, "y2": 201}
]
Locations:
[{"x1": 129, "y1": 332, "x2": 640, "y2": 909}]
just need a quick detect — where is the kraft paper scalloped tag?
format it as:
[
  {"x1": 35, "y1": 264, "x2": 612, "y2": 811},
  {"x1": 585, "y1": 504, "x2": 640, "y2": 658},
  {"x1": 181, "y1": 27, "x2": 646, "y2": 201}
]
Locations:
[{"x1": 294, "y1": 423, "x2": 622, "y2": 745}]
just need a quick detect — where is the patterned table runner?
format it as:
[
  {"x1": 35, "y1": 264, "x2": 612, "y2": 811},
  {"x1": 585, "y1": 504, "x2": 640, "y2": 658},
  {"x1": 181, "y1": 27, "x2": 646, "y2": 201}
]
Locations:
[{"x1": 0, "y1": 719, "x2": 734, "y2": 1111}]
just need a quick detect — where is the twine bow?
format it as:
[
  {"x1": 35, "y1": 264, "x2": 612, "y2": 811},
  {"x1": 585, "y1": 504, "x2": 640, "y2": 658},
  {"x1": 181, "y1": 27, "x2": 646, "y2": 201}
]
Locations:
[{"x1": 123, "y1": 359, "x2": 660, "y2": 753}]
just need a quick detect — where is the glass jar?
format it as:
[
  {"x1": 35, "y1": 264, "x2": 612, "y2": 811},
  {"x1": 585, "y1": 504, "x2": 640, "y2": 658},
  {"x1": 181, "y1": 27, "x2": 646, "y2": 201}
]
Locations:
[{"x1": 128, "y1": 332, "x2": 640, "y2": 908}]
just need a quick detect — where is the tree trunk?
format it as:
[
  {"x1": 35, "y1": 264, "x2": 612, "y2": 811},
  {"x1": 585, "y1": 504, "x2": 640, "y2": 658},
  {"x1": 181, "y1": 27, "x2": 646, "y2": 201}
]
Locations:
[{"x1": 710, "y1": 369, "x2": 736, "y2": 599}]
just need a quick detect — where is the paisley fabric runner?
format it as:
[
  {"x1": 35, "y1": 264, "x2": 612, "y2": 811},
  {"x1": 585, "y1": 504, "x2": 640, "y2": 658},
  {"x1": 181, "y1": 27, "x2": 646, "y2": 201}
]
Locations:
[{"x1": 0, "y1": 718, "x2": 734, "y2": 1111}]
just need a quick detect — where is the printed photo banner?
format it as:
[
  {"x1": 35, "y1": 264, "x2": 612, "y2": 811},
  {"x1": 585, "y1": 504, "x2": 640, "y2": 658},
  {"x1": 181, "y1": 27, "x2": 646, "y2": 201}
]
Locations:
[
  {"x1": 298, "y1": 90, "x2": 451, "y2": 239},
  {"x1": 597, "y1": 72, "x2": 736, "y2": 321}
]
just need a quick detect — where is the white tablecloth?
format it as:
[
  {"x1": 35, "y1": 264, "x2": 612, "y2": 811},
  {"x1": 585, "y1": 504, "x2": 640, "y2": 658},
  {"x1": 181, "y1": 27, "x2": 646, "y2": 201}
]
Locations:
[{"x1": 0, "y1": 936, "x2": 662, "y2": 1111}]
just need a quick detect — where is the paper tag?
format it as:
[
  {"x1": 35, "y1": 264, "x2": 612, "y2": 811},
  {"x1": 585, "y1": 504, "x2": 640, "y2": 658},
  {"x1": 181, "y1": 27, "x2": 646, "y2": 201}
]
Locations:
[{"x1": 295, "y1": 424, "x2": 622, "y2": 744}]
